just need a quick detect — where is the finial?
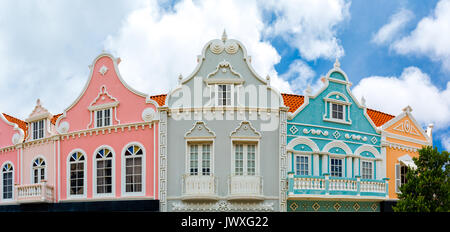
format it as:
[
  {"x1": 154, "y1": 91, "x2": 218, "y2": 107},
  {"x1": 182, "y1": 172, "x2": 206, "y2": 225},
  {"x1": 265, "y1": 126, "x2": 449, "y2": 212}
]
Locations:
[
  {"x1": 178, "y1": 74, "x2": 183, "y2": 84},
  {"x1": 402, "y1": 105, "x2": 413, "y2": 113},
  {"x1": 222, "y1": 29, "x2": 227, "y2": 41},
  {"x1": 36, "y1": 98, "x2": 41, "y2": 106},
  {"x1": 305, "y1": 85, "x2": 312, "y2": 96},
  {"x1": 266, "y1": 75, "x2": 271, "y2": 85},
  {"x1": 334, "y1": 57, "x2": 340, "y2": 68},
  {"x1": 361, "y1": 96, "x2": 366, "y2": 107}
]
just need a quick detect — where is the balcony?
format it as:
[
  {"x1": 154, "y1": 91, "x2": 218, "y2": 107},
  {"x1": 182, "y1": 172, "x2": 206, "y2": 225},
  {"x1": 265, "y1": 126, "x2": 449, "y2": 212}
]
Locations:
[
  {"x1": 287, "y1": 173, "x2": 388, "y2": 200},
  {"x1": 228, "y1": 175, "x2": 263, "y2": 200},
  {"x1": 15, "y1": 181, "x2": 54, "y2": 203},
  {"x1": 181, "y1": 174, "x2": 218, "y2": 200}
]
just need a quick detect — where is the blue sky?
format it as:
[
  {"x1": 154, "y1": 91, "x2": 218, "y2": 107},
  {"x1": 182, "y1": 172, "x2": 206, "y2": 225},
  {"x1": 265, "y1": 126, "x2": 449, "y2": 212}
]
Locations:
[{"x1": 0, "y1": 0, "x2": 448, "y2": 151}]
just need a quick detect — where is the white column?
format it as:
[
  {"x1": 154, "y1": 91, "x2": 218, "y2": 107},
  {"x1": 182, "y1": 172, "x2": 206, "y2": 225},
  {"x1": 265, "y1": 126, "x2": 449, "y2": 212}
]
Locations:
[
  {"x1": 347, "y1": 157, "x2": 353, "y2": 178},
  {"x1": 354, "y1": 157, "x2": 360, "y2": 177},
  {"x1": 376, "y1": 160, "x2": 382, "y2": 180},
  {"x1": 322, "y1": 154, "x2": 328, "y2": 174},
  {"x1": 313, "y1": 154, "x2": 320, "y2": 176}
]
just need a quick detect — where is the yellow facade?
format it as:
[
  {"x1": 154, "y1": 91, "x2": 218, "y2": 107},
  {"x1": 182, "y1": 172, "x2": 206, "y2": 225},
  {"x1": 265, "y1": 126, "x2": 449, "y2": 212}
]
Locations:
[{"x1": 382, "y1": 110, "x2": 432, "y2": 199}]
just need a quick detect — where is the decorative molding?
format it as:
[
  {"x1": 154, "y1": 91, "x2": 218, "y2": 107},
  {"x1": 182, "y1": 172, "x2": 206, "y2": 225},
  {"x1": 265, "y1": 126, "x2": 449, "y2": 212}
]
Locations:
[
  {"x1": 171, "y1": 200, "x2": 274, "y2": 212},
  {"x1": 87, "y1": 85, "x2": 119, "y2": 111},
  {"x1": 25, "y1": 99, "x2": 52, "y2": 123},
  {"x1": 230, "y1": 121, "x2": 261, "y2": 138},
  {"x1": 303, "y1": 128, "x2": 329, "y2": 136},
  {"x1": 392, "y1": 119, "x2": 420, "y2": 136},
  {"x1": 204, "y1": 60, "x2": 244, "y2": 85},
  {"x1": 185, "y1": 121, "x2": 216, "y2": 138}
]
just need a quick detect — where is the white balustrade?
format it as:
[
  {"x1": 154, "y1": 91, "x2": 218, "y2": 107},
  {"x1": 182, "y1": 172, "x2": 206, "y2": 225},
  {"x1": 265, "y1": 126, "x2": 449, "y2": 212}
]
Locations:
[
  {"x1": 228, "y1": 175, "x2": 263, "y2": 199},
  {"x1": 15, "y1": 181, "x2": 54, "y2": 203},
  {"x1": 182, "y1": 174, "x2": 217, "y2": 199}
]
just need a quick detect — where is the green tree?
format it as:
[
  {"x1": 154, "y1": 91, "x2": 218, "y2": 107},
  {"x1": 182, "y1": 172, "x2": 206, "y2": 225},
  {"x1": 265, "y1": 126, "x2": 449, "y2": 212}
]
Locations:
[{"x1": 393, "y1": 146, "x2": 450, "y2": 212}]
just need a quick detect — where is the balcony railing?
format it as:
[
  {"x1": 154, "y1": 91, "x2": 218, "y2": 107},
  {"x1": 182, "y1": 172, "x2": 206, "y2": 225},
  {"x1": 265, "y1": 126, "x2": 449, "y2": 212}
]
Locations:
[
  {"x1": 15, "y1": 181, "x2": 54, "y2": 203},
  {"x1": 287, "y1": 173, "x2": 389, "y2": 199},
  {"x1": 228, "y1": 175, "x2": 263, "y2": 200},
  {"x1": 181, "y1": 174, "x2": 218, "y2": 200}
]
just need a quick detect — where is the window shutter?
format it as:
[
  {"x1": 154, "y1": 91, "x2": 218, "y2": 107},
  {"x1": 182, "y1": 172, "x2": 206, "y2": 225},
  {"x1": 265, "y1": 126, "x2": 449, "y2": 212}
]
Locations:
[{"x1": 395, "y1": 164, "x2": 401, "y2": 193}]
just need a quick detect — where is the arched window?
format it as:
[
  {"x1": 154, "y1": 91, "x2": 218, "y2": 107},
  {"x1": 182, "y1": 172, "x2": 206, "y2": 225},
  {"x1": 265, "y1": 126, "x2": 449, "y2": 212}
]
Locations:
[
  {"x1": 124, "y1": 145, "x2": 143, "y2": 193},
  {"x1": 69, "y1": 151, "x2": 85, "y2": 196},
  {"x1": 95, "y1": 147, "x2": 113, "y2": 195},
  {"x1": 32, "y1": 157, "x2": 46, "y2": 184},
  {"x1": 2, "y1": 163, "x2": 13, "y2": 200}
]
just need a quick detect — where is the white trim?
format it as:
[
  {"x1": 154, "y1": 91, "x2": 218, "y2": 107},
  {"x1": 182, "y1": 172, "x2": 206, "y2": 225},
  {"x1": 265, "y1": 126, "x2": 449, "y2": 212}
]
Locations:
[
  {"x1": 92, "y1": 145, "x2": 116, "y2": 198},
  {"x1": 354, "y1": 144, "x2": 381, "y2": 159},
  {"x1": 286, "y1": 137, "x2": 320, "y2": 152},
  {"x1": 322, "y1": 141, "x2": 352, "y2": 154},
  {"x1": 288, "y1": 122, "x2": 380, "y2": 137},
  {"x1": 66, "y1": 148, "x2": 88, "y2": 200},
  {"x1": 231, "y1": 141, "x2": 260, "y2": 176},
  {"x1": 1, "y1": 161, "x2": 15, "y2": 202},
  {"x1": 31, "y1": 155, "x2": 47, "y2": 184},
  {"x1": 185, "y1": 140, "x2": 215, "y2": 176},
  {"x1": 121, "y1": 142, "x2": 146, "y2": 197}
]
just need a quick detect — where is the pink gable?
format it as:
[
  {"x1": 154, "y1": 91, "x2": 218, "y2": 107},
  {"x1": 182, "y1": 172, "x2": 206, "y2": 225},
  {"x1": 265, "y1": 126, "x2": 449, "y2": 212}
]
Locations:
[
  {"x1": 0, "y1": 113, "x2": 24, "y2": 148},
  {"x1": 56, "y1": 53, "x2": 157, "y2": 132}
]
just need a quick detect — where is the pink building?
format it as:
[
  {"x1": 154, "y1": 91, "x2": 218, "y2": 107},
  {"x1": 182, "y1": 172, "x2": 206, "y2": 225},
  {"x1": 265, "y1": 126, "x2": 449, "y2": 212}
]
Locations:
[{"x1": 0, "y1": 53, "x2": 160, "y2": 211}]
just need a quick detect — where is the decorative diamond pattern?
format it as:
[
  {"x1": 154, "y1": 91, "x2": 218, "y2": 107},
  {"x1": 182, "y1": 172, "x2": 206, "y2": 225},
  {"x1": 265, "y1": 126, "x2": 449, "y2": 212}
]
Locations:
[
  {"x1": 333, "y1": 202, "x2": 341, "y2": 212},
  {"x1": 370, "y1": 137, "x2": 378, "y2": 144},
  {"x1": 353, "y1": 203, "x2": 360, "y2": 212},
  {"x1": 290, "y1": 202, "x2": 299, "y2": 211},
  {"x1": 289, "y1": 126, "x2": 299, "y2": 135},
  {"x1": 333, "y1": 130, "x2": 341, "y2": 139},
  {"x1": 371, "y1": 203, "x2": 378, "y2": 212},
  {"x1": 312, "y1": 202, "x2": 320, "y2": 212}
]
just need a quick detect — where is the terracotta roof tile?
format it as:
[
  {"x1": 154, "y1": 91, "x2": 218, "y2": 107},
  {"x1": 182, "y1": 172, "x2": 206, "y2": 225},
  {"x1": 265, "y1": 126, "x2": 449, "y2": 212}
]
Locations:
[
  {"x1": 366, "y1": 108, "x2": 395, "y2": 127},
  {"x1": 149, "y1": 94, "x2": 167, "y2": 106},
  {"x1": 281, "y1": 93, "x2": 395, "y2": 127},
  {"x1": 281, "y1": 93, "x2": 304, "y2": 113},
  {"x1": 2, "y1": 113, "x2": 28, "y2": 138},
  {"x1": 51, "y1": 113, "x2": 62, "y2": 125}
]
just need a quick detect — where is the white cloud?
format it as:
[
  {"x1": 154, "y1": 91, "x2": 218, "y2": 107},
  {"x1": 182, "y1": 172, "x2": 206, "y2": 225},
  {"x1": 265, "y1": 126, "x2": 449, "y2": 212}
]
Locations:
[
  {"x1": 440, "y1": 134, "x2": 450, "y2": 151},
  {"x1": 280, "y1": 60, "x2": 315, "y2": 93},
  {"x1": 372, "y1": 8, "x2": 414, "y2": 45},
  {"x1": 352, "y1": 66, "x2": 450, "y2": 129},
  {"x1": 103, "y1": 0, "x2": 291, "y2": 95},
  {"x1": 392, "y1": 0, "x2": 450, "y2": 71},
  {"x1": 262, "y1": 0, "x2": 351, "y2": 60}
]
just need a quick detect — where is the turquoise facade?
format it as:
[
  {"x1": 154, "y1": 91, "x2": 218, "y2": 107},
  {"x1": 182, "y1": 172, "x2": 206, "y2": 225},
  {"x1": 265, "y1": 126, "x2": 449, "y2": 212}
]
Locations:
[{"x1": 286, "y1": 62, "x2": 389, "y2": 211}]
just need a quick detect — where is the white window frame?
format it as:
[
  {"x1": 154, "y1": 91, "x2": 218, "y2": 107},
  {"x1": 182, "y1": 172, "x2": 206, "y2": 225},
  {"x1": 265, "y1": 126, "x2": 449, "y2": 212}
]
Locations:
[
  {"x1": 31, "y1": 119, "x2": 45, "y2": 140},
  {"x1": 231, "y1": 142, "x2": 259, "y2": 176},
  {"x1": 93, "y1": 146, "x2": 115, "y2": 198},
  {"x1": 31, "y1": 156, "x2": 46, "y2": 184},
  {"x1": 215, "y1": 84, "x2": 234, "y2": 106},
  {"x1": 330, "y1": 157, "x2": 344, "y2": 177},
  {"x1": 395, "y1": 163, "x2": 409, "y2": 193},
  {"x1": 361, "y1": 160, "x2": 373, "y2": 180},
  {"x1": 294, "y1": 154, "x2": 310, "y2": 176},
  {"x1": 66, "y1": 149, "x2": 87, "y2": 199},
  {"x1": 323, "y1": 92, "x2": 352, "y2": 125},
  {"x1": 1, "y1": 162, "x2": 14, "y2": 201},
  {"x1": 331, "y1": 103, "x2": 344, "y2": 120},
  {"x1": 94, "y1": 108, "x2": 112, "y2": 128},
  {"x1": 186, "y1": 142, "x2": 214, "y2": 176},
  {"x1": 121, "y1": 142, "x2": 146, "y2": 197}
]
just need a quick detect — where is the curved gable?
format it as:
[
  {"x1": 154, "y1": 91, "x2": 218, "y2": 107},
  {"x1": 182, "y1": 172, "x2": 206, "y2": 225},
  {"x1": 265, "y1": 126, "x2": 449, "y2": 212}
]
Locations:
[
  {"x1": 0, "y1": 113, "x2": 25, "y2": 147},
  {"x1": 56, "y1": 53, "x2": 156, "y2": 133}
]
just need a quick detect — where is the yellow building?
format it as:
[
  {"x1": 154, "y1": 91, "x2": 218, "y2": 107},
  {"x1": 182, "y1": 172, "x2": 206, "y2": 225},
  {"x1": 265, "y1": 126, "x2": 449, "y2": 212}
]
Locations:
[{"x1": 379, "y1": 106, "x2": 433, "y2": 199}]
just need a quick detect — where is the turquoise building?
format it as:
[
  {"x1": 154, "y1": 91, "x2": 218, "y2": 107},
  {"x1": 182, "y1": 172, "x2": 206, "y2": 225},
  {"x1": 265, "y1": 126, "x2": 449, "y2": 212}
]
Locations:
[{"x1": 285, "y1": 60, "x2": 389, "y2": 212}]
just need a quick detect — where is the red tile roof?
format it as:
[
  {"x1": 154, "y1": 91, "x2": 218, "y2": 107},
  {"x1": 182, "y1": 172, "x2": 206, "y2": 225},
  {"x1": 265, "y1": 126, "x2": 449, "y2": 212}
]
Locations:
[
  {"x1": 149, "y1": 94, "x2": 167, "y2": 106},
  {"x1": 2, "y1": 113, "x2": 28, "y2": 138},
  {"x1": 281, "y1": 93, "x2": 305, "y2": 113},
  {"x1": 281, "y1": 93, "x2": 395, "y2": 127},
  {"x1": 51, "y1": 113, "x2": 62, "y2": 125},
  {"x1": 366, "y1": 108, "x2": 395, "y2": 127}
]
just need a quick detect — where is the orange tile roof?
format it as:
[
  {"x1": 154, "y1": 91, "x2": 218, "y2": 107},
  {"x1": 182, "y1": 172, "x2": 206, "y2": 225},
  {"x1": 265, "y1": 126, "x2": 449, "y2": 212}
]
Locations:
[
  {"x1": 366, "y1": 108, "x2": 395, "y2": 127},
  {"x1": 51, "y1": 113, "x2": 62, "y2": 125},
  {"x1": 281, "y1": 93, "x2": 395, "y2": 127},
  {"x1": 149, "y1": 94, "x2": 167, "y2": 106},
  {"x1": 2, "y1": 113, "x2": 28, "y2": 138},
  {"x1": 281, "y1": 93, "x2": 305, "y2": 113}
]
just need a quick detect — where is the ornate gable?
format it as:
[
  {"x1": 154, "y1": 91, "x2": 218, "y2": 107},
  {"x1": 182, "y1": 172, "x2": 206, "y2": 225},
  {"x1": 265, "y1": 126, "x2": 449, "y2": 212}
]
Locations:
[
  {"x1": 383, "y1": 106, "x2": 430, "y2": 143},
  {"x1": 25, "y1": 99, "x2": 52, "y2": 122},
  {"x1": 185, "y1": 121, "x2": 216, "y2": 138},
  {"x1": 230, "y1": 121, "x2": 261, "y2": 138},
  {"x1": 204, "y1": 60, "x2": 244, "y2": 84},
  {"x1": 87, "y1": 85, "x2": 119, "y2": 111}
]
